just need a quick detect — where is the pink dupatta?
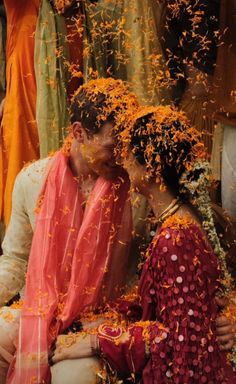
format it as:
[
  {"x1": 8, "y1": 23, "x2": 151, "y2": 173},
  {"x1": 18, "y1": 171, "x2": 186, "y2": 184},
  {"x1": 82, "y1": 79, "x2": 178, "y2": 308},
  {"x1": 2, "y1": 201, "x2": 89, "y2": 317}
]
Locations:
[{"x1": 7, "y1": 151, "x2": 132, "y2": 383}]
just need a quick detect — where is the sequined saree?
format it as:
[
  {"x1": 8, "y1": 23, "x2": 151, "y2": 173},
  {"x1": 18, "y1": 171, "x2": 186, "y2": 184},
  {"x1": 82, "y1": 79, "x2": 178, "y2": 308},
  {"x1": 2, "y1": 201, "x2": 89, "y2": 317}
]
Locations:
[{"x1": 98, "y1": 217, "x2": 236, "y2": 383}]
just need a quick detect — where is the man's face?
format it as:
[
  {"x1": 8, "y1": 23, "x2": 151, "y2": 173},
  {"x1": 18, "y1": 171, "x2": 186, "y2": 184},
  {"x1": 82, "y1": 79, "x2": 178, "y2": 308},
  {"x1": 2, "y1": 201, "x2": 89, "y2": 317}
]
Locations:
[{"x1": 80, "y1": 122, "x2": 121, "y2": 180}]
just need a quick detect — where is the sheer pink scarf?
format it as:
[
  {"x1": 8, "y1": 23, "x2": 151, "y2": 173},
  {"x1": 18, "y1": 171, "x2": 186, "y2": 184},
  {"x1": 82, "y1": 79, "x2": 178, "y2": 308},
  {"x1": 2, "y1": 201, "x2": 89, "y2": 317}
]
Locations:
[{"x1": 7, "y1": 151, "x2": 132, "y2": 383}]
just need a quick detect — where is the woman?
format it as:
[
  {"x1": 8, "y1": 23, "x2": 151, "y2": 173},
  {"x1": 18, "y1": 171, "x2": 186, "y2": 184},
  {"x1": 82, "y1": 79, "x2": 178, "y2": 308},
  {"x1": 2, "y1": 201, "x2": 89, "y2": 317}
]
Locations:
[{"x1": 52, "y1": 106, "x2": 236, "y2": 383}]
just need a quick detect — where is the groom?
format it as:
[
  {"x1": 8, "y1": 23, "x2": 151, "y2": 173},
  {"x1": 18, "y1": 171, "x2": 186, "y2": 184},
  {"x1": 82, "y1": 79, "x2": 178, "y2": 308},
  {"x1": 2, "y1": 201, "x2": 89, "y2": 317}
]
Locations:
[{"x1": 0, "y1": 78, "x2": 145, "y2": 384}]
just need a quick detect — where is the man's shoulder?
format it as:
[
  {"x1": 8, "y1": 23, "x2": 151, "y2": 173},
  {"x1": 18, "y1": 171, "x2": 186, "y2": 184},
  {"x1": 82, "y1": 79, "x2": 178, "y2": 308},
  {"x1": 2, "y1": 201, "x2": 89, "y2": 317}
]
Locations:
[
  {"x1": 13, "y1": 157, "x2": 55, "y2": 225},
  {"x1": 17, "y1": 157, "x2": 53, "y2": 187}
]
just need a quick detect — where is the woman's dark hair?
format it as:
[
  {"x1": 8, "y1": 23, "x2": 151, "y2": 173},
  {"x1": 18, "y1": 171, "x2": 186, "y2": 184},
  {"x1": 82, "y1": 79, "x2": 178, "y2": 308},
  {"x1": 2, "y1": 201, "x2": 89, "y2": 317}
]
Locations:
[{"x1": 130, "y1": 112, "x2": 200, "y2": 197}]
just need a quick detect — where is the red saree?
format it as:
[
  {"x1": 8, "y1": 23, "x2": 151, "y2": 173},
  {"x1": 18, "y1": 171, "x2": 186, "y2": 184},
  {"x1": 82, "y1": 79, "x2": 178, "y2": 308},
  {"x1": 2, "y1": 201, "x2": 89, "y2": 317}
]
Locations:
[
  {"x1": 7, "y1": 150, "x2": 132, "y2": 384},
  {"x1": 98, "y1": 216, "x2": 236, "y2": 383}
]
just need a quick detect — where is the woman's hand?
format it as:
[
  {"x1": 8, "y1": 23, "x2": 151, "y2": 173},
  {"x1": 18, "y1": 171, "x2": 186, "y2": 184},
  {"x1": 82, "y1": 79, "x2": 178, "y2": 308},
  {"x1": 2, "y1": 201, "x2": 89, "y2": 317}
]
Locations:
[
  {"x1": 50, "y1": 332, "x2": 98, "y2": 365},
  {"x1": 216, "y1": 296, "x2": 236, "y2": 351}
]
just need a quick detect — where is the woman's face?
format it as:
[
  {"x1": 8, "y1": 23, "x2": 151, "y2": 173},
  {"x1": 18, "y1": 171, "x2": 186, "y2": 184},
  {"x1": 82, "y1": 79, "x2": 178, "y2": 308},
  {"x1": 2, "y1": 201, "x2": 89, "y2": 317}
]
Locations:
[{"x1": 122, "y1": 152, "x2": 148, "y2": 190}]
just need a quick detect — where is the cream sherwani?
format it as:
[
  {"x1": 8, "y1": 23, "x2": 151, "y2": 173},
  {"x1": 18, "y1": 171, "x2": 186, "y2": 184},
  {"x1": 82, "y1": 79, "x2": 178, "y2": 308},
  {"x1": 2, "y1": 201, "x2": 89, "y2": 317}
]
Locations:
[
  {"x1": 0, "y1": 157, "x2": 51, "y2": 305},
  {"x1": 0, "y1": 156, "x2": 147, "y2": 384},
  {"x1": 0, "y1": 158, "x2": 51, "y2": 383}
]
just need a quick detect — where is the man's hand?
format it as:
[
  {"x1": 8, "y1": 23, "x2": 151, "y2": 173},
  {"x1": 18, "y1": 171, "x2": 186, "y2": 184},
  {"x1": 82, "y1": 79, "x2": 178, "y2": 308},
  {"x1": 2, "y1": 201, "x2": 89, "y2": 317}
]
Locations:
[
  {"x1": 50, "y1": 332, "x2": 96, "y2": 365},
  {"x1": 216, "y1": 296, "x2": 236, "y2": 351}
]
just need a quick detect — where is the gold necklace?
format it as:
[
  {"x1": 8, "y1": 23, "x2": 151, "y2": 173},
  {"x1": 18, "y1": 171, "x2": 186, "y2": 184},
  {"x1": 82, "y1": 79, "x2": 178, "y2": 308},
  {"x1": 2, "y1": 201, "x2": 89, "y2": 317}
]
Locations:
[{"x1": 156, "y1": 198, "x2": 181, "y2": 225}]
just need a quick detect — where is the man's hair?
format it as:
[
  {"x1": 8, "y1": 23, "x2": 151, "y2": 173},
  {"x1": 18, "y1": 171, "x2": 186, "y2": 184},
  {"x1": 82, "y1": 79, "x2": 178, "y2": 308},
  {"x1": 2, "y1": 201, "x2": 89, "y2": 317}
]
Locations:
[{"x1": 70, "y1": 78, "x2": 138, "y2": 135}]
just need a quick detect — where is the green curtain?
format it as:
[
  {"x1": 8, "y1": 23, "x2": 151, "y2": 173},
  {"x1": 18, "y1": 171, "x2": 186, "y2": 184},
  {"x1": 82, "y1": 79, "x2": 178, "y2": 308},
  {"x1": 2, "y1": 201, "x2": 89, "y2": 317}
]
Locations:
[
  {"x1": 83, "y1": 0, "x2": 126, "y2": 81},
  {"x1": 35, "y1": 0, "x2": 70, "y2": 158},
  {"x1": 83, "y1": 0, "x2": 170, "y2": 105}
]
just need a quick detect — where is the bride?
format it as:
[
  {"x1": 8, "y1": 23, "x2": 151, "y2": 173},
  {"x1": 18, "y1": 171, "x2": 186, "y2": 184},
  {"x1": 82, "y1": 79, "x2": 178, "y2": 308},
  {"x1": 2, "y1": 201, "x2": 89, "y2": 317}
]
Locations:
[{"x1": 51, "y1": 105, "x2": 236, "y2": 383}]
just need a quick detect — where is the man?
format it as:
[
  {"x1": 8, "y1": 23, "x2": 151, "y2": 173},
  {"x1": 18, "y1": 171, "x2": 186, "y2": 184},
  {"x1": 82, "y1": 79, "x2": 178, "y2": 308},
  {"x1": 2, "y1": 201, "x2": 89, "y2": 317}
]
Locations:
[{"x1": 0, "y1": 78, "x2": 144, "y2": 384}]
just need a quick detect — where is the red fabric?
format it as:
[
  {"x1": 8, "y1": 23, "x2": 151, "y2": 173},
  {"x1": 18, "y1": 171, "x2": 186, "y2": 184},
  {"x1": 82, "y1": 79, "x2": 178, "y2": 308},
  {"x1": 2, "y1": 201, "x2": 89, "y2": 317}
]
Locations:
[
  {"x1": 7, "y1": 151, "x2": 132, "y2": 384},
  {"x1": 99, "y1": 324, "x2": 148, "y2": 374},
  {"x1": 99, "y1": 221, "x2": 236, "y2": 383}
]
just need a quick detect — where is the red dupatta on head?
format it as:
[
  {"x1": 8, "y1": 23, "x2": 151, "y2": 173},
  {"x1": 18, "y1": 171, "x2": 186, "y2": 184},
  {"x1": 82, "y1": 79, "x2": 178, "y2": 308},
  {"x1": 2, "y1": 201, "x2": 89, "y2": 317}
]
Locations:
[{"x1": 7, "y1": 150, "x2": 132, "y2": 384}]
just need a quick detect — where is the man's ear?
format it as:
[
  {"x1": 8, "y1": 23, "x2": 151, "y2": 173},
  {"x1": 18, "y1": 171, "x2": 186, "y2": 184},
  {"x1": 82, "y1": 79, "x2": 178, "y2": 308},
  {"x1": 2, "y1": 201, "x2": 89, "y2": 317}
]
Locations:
[{"x1": 72, "y1": 121, "x2": 84, "y2": 143}]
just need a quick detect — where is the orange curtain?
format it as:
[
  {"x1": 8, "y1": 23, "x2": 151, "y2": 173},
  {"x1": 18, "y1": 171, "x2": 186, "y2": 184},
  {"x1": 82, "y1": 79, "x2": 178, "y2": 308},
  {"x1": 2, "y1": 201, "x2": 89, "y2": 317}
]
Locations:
[{"x1": 0, "y1": 0, "x2": 40, "y2": 226}]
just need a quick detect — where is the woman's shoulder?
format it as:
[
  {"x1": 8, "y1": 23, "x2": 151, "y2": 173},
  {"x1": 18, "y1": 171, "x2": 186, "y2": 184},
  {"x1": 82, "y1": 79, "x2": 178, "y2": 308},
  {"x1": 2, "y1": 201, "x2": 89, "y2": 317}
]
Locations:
[
  {"x1": 143, "y1": 213, "x2": 219, "y2": 283},
  {"x1": 159, "y1": 213, "x2": 203, "y2": 240},
  {"x1": 152, "y1": 213, "x2": 211, "y2": 258}
]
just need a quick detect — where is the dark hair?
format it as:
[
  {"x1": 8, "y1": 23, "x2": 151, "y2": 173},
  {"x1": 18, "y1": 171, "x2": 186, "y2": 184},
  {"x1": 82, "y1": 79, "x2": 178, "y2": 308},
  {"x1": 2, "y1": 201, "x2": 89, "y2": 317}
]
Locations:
[
  {"x1": 70, "y1": 78, "x2": 139, "y2": 137},
  {"x1": 130, "y1": 112, "x2": 200, "y2": 197},
  {"x1": 70, "y1": 89, "x2": 115, "y2": 135}
]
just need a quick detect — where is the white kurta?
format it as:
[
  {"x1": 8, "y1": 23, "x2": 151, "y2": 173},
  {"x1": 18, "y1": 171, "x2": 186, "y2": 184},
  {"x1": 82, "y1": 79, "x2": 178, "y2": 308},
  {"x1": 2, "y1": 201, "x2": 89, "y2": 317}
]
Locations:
[{"x1": 0, "y1": 157, "x2": 52, "y2": 306}]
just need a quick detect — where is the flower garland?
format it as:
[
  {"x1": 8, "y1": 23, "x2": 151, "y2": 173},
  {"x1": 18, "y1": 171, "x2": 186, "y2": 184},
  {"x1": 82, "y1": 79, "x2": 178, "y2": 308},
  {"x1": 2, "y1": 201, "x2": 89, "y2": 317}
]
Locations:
[
  {"x1": 179, "y1": 160, "x2": 236, "y2": 371},
  {"x1": 179, "y1": 161, "x2": 232, "y2": 296}
]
